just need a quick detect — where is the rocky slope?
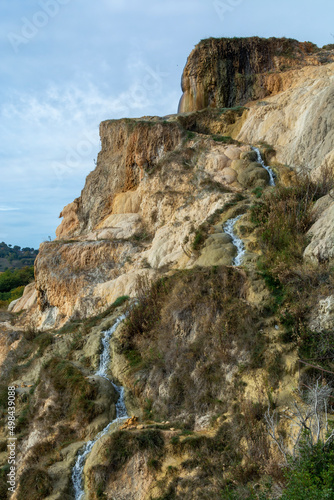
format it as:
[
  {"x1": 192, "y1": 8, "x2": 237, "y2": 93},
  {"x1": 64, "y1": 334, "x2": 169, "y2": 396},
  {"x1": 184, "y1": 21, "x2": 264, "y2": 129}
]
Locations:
[
  {"x1": 11, "y1": 113, "x2": 278, "y2": 331},
  {"x1": 1, "y1": 36, "x2": 334, "y2": 499}
]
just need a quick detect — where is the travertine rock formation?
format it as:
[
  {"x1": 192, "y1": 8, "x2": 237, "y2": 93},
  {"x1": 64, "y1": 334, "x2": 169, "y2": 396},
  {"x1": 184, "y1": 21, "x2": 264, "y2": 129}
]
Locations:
[
  {"x1": 3, "y1": 36, "x2": 334, "y2": 500},
  {"x1": 12, "y1": 37, "x2": 334, "y2": 329},
  {"x1": 237, "y1": 62, "x2": 334, "y2": 172},
  {"x1": 179, "y1": 36, "x2": 333, "y2": 112},
  {"x1": 179, "y1": 37, "x2": 334, "y2": 176},
  {"x1": 15, "y1": 116, "x2": 268, "y2": 329}
]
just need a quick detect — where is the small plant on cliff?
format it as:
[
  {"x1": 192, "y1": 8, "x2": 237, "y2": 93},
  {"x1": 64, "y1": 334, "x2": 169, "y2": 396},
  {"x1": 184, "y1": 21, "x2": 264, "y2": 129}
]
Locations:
[
  {"x1": 41, "y1": 358, "x2": 98, "y2": 423},
  {"x1": 212, "y1": 134, "x2": 236, "y2": 144},
  {"x1": 91, "y1": 429, "x2": 165, "y2": 495},
  {"x1": 192, "y1": 228, "x2": 206, "y2": 250},
  {"x1": 16, "y1": 467, "x2": 53, "y2": 500}
]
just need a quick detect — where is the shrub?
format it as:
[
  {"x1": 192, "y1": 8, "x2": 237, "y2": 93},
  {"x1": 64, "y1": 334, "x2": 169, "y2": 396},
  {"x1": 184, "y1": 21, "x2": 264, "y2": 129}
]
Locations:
[
  {"x1": 192, "y1": 229, "x2": 206, "y2": 250},
  {"x1": 251, "y1": 170, "x2": 334, "y2": 270},
  {"x1": 41, "y1": 358, "x2": 98, "y2": 423},
  {"x1": 0, "y1": 266, "x2": 34, "y2": 293},
  {"x1": 280, "y1": 441, "x2": 334, "y2": 500},
  {"x1": 16, "y1": 467, "x2": 52, "y2": 500},
  {"x1": 212, "y1": 135, "x2": 236, "y2": 144},
  {"x1": 91, "y1": 429, "x2": 165, "y2": 496}
]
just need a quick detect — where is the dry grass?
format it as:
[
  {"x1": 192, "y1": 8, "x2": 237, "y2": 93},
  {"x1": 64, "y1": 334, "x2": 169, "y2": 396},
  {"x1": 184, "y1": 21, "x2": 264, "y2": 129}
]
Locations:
[
  {"x1": 119, "y1": 267, "x2": 262, "y2": 420},
  {"x1": 40, "y1": 358, "x2": 99, "y2": 424},
  {"x1": 251, "y1": 167, "x2": 334, "y2": 270},
  {"x1": 16, "y1": 467, "x2": 52, "y2": 500}
]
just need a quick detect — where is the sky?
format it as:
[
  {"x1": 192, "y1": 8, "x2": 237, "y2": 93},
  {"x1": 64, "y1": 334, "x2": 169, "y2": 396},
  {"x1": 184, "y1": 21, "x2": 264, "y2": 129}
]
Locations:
[{"x1": 0, "y1": 0, "x2": 333, "y2": 249}]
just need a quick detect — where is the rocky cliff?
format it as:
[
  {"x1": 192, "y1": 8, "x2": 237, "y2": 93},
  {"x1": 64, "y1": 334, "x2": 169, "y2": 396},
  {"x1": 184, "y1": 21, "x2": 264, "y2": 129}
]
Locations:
[
  {"x1": 12, "y1": 112, "x2": 279, "y2": 330},
  {"x1": 1, "y1": 36, "x2": 334, "y2": 500},
  {"x1": 179, "y1": 36, "x2": 333, "y2": 112},
  {"x1": 180, "y1": 37, "x2": 334, "y2": 173}
]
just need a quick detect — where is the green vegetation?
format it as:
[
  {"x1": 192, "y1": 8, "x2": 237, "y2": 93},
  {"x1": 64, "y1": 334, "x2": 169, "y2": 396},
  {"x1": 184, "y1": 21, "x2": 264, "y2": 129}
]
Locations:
[
  {"x1": 154, "y1": 403, "x2": 272, "y2": 500},
  {"x1": 0, "y1": 242, "x2": 38, "y2": 271},
  {"x1": 104, "y1": 429, "x2": 164, "y2": 472},
  {"x1": 219, "y1": 106, "x2": 247, "y2": 115},
  {"x1": 212, "y1": 135, "x2": 236, "y2": 144},
  {"x1": 280, "y1": 441, "x2": 334, "y2": 500},
  {"x1": 251, "y1": 170, "x2": 333, "y2": 283},
  {"x1": 185, "y1": 131, "x2": 196, "y2": 141},
  {"x1": 250, "y1": 169, "x2": 334, "y2": 371},
  {"x1": 192, "y1": 229, "x2": 206, "y2": 250},
  {"x1": 0, "y1": 265, "x2": 34, "y2": 306},
  {"x1": 252, "y1": 186, "x2": 263, "y2": 199},
  {"x1": 90, "y1": 430, "x2": 165, "y2": 495}
]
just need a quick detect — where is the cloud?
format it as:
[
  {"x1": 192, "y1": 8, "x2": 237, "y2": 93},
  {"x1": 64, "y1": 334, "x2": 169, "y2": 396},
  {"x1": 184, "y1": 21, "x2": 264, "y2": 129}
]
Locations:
[{"x1": 0, "y1": 51, "x2": 180, "y2": 247}]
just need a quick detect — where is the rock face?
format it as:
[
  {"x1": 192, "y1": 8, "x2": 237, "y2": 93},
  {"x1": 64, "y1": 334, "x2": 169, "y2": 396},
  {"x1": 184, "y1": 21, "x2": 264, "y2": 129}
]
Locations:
[
  {"x1": 237, "y1": 62, "x2": 334, "y2": 172},
  {"x1": 178, "y1": 37, "x2": 329, "y2": 113},
  {"x1": 56, "y1": 120, "x2": 183, "y2": 238},
  {"x1": 304, "y1": 194, "x2": 334, "y2": 262},
  {"x1": 178, "y1": 37, "x2": 334, "y2": 175},
  {"x1": 14, "y1": 115, "x2": 270, "y2": 329}
]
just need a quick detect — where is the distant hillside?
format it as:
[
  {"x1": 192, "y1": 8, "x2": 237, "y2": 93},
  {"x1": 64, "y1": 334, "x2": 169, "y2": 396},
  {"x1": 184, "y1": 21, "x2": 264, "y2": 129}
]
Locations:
[{"x1": 0, "y1": 242, "x2": 38, "y2": 271}]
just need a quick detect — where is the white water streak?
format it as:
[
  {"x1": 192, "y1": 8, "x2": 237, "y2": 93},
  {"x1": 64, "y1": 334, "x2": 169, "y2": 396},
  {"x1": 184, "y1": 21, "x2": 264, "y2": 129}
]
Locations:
[
  {"x1": 72, "y1": 314, "x2": 128, "y2": 500},
  {"x1": 224, "y1": 215, "x2": 245, "y2": 266},
  {"x1": 252, "y1": 147, "x2": 276, "y2": 186}
]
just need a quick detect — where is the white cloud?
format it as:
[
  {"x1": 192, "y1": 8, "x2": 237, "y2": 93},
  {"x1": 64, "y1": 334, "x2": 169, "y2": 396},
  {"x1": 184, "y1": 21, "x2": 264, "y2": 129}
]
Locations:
[{"x1": 0, "y1": 55, "x2": 179, "y2": 247}]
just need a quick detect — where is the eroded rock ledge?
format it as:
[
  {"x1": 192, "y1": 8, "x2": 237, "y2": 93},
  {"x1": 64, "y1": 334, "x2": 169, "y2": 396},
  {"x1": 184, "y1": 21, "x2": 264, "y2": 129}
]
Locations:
[{"x1": 179, "y1": 36, "x2": 333, "y2": 112}]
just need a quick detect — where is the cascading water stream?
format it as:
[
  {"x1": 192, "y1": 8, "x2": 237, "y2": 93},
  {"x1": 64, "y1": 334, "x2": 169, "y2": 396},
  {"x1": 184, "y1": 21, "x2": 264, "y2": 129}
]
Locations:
[
  {"x1": 252, "y1": 147, "x2": 276, "y2": 186},
  {"x1": 223, "y1": 214, "x2": 245, "y2": 266},
  {"x1": 223, "y1": 147, "x2": 276, "y2": 264},
  {"x1": 71, "y1": 314, "x2": 128, "y2": 500}
]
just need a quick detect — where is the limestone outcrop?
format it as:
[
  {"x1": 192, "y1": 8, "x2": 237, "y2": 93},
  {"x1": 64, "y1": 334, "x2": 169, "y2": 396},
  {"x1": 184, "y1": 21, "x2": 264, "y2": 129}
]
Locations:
[
  {"x1": 178, "y1": 37, "x2": 332, "y2": 113},
  {"x1": 178, "y1": 37, "x2": 334, "y2": 175},
  {"x1": 237, "y1": 62, "x2": 334, "y2": 173},
  {"x1": 304, "y1": 194, "x2": 334, "y2": 262},
  {"x1": 14, "y1": 116, "x2": 273, "y2": 329}
]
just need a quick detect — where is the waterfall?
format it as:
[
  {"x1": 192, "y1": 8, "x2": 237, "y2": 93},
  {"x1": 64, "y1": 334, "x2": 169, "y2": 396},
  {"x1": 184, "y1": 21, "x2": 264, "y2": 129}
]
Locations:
[
  {"x1": 71, "y1": 314, "x2": 128, "y2": 500},
  {"x1": 252, "y1": 147, "x2": 276, "y2": 186},
  {"x1": 223, "y1": 215, "x2": 245, "y2": 266}
]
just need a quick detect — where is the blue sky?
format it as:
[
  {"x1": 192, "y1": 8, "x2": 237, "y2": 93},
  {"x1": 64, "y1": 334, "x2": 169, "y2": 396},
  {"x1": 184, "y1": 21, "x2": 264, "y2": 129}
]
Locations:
[{"x1": 1, "y1": 0, "x2": 333, "y2": 248}]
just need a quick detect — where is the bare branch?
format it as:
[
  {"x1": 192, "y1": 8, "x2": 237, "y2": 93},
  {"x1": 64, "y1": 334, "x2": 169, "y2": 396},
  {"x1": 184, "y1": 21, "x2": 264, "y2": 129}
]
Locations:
[{"x1": 265, "y1": 381, "x2": 333, "y2": 464}]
